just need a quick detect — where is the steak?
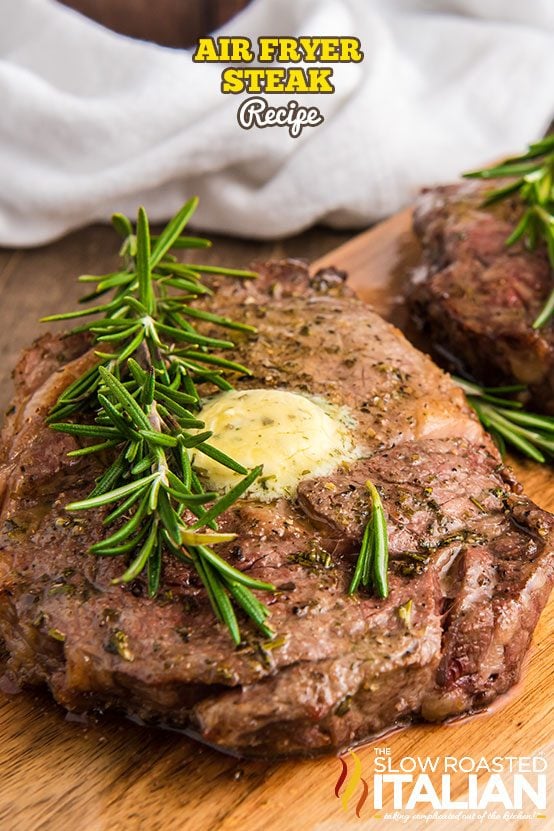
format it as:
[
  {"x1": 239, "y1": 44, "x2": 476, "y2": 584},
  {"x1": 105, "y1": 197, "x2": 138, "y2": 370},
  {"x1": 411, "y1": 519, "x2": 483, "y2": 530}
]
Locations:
[
  {"x1": 408, "y1": 180, "x2": 554, "y2": 412},
  {"x1": 0, "y1": 259, "x2": 553, "y2": 758}
]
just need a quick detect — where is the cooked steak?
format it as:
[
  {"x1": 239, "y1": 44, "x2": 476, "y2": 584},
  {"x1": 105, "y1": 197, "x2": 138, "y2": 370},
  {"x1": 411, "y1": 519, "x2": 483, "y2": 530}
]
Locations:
[
  {"x1": 0, "y1": 259, "x2": 552, "y2": 758},
  {"x1": 408, "y1": 180, "x2": 554, "y2": 412}
]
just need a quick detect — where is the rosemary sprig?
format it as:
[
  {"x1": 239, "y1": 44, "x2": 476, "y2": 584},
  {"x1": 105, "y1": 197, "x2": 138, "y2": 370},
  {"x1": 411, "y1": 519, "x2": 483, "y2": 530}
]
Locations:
[
  {"x1": 44, "y1": 198, "x2": 393, "y2": 631},
  {"x1": 349, "y1": 481, "x2": 389, "y2": 599},
  {"x1": 43, "y1": 200, "x2": 276, "y2": 645},
  {"x1": 454, "y1": 377, "x2": 554, "y2": 463},
  {"x1": 464, "y1": 135, "x2": 554, "y2": 328}
]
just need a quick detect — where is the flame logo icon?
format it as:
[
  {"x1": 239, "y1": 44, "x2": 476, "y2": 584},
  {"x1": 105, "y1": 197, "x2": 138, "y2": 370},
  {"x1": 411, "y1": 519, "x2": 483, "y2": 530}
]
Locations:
[{"x1": 334, "y1": 750, "x2": 369, "y2": 818}]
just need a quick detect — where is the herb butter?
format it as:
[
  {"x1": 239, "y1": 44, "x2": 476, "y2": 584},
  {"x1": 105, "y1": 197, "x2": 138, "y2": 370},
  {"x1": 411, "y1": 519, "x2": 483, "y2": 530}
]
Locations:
[{"x1": 192, "y1": 388, "x2": 358, "y2": 501}]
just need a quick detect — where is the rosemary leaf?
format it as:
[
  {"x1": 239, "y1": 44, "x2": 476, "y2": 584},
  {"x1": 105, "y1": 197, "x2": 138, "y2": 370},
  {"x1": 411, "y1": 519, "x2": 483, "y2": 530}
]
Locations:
[
  {"x1": 454, "y1": 375, "x2": 554, "y2": 463},
  {"x1": 192, "y1": 465, "x2": 263, "y2": 527},
  {"x1": 157, "y1": 277, "x2": 211, "y2": 296},
  {"x1": 98, "y1": 367, "x2": 151, "y2": 432},
  {"x1": 89, "y1": 451, "x2": 128, "y2": 498},
  {"x1": 148, "y1": 540, "x2": 162, "y2": 598},
  {"x1": 112, "y1": 212, "x2": 133, "y2": 239},
  {"x1": 150, "y1": 197, "x2": 198, "y2": 268},
  {"x1": 67, "y1": 473, "x2": 157, "y2": 511},
  {"x1": 66, "y1": 440, "x2": 120, "y2": 457},
  {"x1": 180, "y1": 351, "x2": 252, "y2": 375},
  {"x1": 97, "y1": 393, "x2": 138, "y2": 438},
  {"x1": 91, "y1": 494, "x2": 149, "y2": 552},
  {"x1": 190, "y1": 551, "x2": 223, "y2": 624},
  {"x1": 50, "y1": 423, "x2": 120, "y2": 439},
  {"x1": 155, "y1": 320, "x2": 234, "y2": 349},
  {"x1": 136, "y1": 206, "x2": 154, "y2": 316},
  {"x1": 368, "y1": 481, "x2": 389, "y2": 599},
  {"x1": 112, "y1": 519, "x2": 158, "y2": 584},
  {"x1": 185, "y1": 263, "x2": 258, "y2": 279},
  {"x1": 533, "y1": 286, "x2": 554, "y2": 330},
  {"x1": 139, "y1": 429, "x2": 179, "y2": 448},
  {"x1": 179, "y1": 530, "x2": 237, "y2": 546},
  {"x1": 157, "y1": 489, "x2": 182, "y2": 544},
  {"x1": 194, "y1": 544, "x2": 276, "y2": 592},
  {"x1": 103, "y1": 487, "x2": 145, "y2": 525},
  {"x1": 349, "y1": 480, "x2": 389, "y2": 598},
  {"x1": 225, "y1": 580, "x2": 275, "y2": 639},
  {"x1": 179, "y1": 305, "x2": 257, "y2": 333},
  {"x1": 193, "y1": 442, "x2": 249, "y2": 474},
  {"x1": 41, "y1": 299, "x2": 120, "y2": 322},
  {"x1": 152, "y1": 234, "x2": 211, "y2": 250},
  {"x1": 93, "y1": 531, "x2": 150, "y2": 557},
  {"x1": 116, "y1": 330, "x2": 146, "y2": 364},
  {"x1": 348, "y1": 517, "x2": 371, "y2": 596}
]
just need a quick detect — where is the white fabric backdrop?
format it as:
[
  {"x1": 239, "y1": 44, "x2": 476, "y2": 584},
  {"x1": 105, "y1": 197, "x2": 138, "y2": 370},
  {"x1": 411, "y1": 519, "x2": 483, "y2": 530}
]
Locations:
[{"x1": 1, "y1": 0, "x2": 554, "y2": 246}]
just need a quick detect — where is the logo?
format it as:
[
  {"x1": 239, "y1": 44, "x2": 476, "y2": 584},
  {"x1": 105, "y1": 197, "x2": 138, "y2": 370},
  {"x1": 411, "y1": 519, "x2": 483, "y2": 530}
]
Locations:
[{"x1": 332, "y1": 747, "x2": 549, "y2": 823}]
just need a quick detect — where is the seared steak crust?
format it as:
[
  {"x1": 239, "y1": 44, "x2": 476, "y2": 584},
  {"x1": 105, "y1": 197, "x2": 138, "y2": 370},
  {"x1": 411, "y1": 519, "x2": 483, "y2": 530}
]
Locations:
[
  {"x1": 408, "y1": 181, "x2": 554, "y2": 412},
  {"x1": 0, "y1": 260, "x2": 552, "y2": 757}
]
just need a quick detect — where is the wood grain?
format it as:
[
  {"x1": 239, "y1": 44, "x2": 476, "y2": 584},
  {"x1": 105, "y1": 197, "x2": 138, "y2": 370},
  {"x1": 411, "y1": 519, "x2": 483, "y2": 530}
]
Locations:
[{"x1": 0, "y1": 213, "x2": 552, "y2": 831}]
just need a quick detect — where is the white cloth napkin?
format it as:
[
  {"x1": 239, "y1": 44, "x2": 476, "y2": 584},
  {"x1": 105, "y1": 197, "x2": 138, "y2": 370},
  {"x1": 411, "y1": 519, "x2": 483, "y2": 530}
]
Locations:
[{"x1": 1, "y1": 0, "x2": 554, "y2": 246}]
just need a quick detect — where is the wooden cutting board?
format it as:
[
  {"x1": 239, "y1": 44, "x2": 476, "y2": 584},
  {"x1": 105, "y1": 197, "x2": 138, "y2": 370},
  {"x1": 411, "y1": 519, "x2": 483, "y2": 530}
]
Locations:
[{"x1": 1, "y1": 209, "x2": 552, "y2": 831}]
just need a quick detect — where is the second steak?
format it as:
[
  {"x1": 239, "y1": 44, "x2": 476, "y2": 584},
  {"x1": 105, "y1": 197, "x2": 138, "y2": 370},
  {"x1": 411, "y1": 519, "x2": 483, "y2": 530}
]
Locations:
[{"x1": 408, "y1": 180, "x2": 554, "y2": 413}]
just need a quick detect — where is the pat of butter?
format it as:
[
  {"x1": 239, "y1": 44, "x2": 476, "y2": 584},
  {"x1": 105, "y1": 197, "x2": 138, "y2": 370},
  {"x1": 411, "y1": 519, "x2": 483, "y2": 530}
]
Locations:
[{"x1": 191, "y1": 388, "x2": 357, "y2": 501}]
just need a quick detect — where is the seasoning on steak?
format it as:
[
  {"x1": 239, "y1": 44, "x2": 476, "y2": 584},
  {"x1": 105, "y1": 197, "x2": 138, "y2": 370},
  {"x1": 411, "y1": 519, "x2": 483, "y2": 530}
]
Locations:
[
  {"x1": 408, "y1": 180, "x2": 554, "y2": 412},
  {"x1": 0, "y1": 259, "x2": 552, "y2": 758}
]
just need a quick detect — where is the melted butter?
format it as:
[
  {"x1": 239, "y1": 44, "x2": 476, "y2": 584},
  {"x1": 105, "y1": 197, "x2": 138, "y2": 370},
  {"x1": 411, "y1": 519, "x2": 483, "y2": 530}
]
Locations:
[{"x1": 191, "y1": 388, "x2": 359, "y2": 501}]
